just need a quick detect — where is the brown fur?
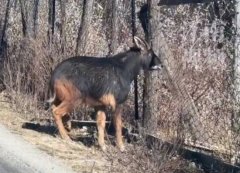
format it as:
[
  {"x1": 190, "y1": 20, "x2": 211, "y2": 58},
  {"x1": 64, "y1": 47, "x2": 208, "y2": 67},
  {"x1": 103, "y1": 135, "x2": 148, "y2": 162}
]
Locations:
[
  {"x1": 114, "y1": 107, "x2": 124, "y2": 151},
  {"x1": 99, "y1": 94, "x2": 116, "y2": 111},
  {"x1": 96, "y1": 110, "x2": 106, "y2": 151},
  {"x1": 51, "y1": 79, "x2": 124, "y2": 151}
]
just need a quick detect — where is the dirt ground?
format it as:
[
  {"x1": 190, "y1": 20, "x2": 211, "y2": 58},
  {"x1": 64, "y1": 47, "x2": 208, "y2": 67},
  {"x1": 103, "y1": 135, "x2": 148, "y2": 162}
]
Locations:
[{"x1": 0, "y1": 92, "x2": 204, "y2": 173}]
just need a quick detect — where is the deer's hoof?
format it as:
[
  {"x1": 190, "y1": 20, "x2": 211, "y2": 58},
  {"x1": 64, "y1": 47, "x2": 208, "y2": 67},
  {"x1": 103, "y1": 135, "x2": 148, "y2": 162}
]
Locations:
[
  {"x1": 100, "y1": 144, "x2": 107, "y2": 152},
  {"x1": 119, "y1": 145, "x2": 125, "y2": 152}
]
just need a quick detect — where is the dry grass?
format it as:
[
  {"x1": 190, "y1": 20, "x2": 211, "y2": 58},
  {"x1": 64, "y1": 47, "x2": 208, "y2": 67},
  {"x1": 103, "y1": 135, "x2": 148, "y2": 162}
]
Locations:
[{"x1": 0, "y1": 92, "x2": 205, "y2": 173}]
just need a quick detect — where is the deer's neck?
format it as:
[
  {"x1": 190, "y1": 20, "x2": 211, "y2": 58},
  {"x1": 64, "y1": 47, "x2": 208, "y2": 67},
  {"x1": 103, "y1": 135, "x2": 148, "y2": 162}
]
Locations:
[{"x1": 123, "y1": 55, "x2": 141, "y2": 82}]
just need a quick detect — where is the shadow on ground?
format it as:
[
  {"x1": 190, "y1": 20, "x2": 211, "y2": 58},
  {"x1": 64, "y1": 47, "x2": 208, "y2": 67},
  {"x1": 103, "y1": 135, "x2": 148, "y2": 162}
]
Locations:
[{"x1": 21, "y1": 120, "x2": 132, "y2": 148}]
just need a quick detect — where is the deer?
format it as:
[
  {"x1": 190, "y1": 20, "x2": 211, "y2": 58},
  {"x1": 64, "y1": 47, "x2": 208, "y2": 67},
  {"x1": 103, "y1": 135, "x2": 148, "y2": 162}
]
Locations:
[{"x1": 45, "y1": 36, "x2": 162, "y2": 152}]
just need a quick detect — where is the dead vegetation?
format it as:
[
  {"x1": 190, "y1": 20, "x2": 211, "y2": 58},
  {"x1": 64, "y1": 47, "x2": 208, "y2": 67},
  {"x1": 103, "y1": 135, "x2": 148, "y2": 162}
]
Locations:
[{"x1": 0, "y1": 92, "x2": 204, "y2": 173}]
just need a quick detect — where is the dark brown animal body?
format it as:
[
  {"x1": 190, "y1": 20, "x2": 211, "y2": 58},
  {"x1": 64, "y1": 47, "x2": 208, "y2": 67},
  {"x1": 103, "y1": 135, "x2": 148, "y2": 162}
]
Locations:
[{"x1": 45, "y1": 37, "x2": 162, "y2": 151}]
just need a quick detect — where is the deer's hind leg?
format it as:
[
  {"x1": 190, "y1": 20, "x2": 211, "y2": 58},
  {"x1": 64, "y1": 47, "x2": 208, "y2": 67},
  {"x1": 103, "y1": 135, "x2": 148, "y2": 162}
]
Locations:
[
  {"x1": 52, "y1": 102, "x2": 73, "y2": 140},
  {"x1": 62, "y1": 114, "x2": 71, "y2": 132}
]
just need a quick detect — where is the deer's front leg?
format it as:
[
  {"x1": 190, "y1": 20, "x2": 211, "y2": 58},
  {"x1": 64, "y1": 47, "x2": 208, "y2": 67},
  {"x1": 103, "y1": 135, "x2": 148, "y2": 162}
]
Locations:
[
  {"x1": 96, "y1": 110, "x2": 106, "y2": 151},
  {"x1": 114, "y1": 107, "x2": 125, "y2": 152}
]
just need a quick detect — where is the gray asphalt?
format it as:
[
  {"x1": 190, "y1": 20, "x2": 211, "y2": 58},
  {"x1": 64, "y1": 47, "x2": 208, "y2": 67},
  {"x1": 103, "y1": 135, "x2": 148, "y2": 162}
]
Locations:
[
  {"x1": 0, "y1": 147, "x2": 33, "y2": 173},
  {"x1": 0, "y1": 124, "x2": 75, "y2": 173}
]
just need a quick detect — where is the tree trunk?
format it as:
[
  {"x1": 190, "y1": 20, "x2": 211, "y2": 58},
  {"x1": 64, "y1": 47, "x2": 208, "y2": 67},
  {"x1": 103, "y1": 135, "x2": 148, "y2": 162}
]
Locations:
[
  {"x1": 19, "y1": 0, "x2": 35, "y2": 38},
  {"x1": 142, "y1": 0, "x2": 151, "y2": 128},
  {"x1": 59, "y1": 0, "x2": 66, "y2": 53},
  {"x1": 233, "y1": 0, "x2": 240, "y2": 163},
  {"x1": 142, "y1": 0, "x2": 200, "y2": 137},
  {"x1": 33, "y1": 0, "x2": 39, "y2": 38},
  {"x1": 131, "y1": 0, "x2": 139, "y2": 120},
  {"x1": 0, "y1": 0, "x2": 11, "y2": 47},
  {"x1": 48, "y1": 0, "x2": 56, "y2": 43},
  {"x1": 142, "y1": 0, "x2": 160, "y2": 131},
  {"x1": 109, "y1": 0, "x2": 118, "y2": 54},
  {"x1": 0, "y1": 0, "x2": 11, "y2": 92},
  {"x1": 235, "y1": 0, "x2": 240, "y2": 106},
  {"x1": 103, "y1": 0, "x2": 119, "y2": 55},
  {"x1": 19, "y1": 0, "x2": 28, "y2": 37},
  {"x1": 76, "y1": 0, "x2": 94, "y2": 55}
]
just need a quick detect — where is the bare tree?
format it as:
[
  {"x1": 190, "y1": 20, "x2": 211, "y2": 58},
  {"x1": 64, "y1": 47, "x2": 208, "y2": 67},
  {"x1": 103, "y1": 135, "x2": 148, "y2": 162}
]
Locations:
[
  {"x1": 109, "y1": 0, "x2": 119, "y2": 54},
  {"x1": 142, "y1": 0, "x2": 201, "y2": 137},
  {"x1": 19, "y1": 0, "x2": 28, "y2": 37},
  {"x1": 59, "y1": 0, "x2": 66, "y2": 53},
  {"x1": 76, "y1": 0, "x2": 94, "y2": 55},
  {"x1": 19, "y1": 0, "x2": 35, "y2": 38},
  {"x1": 0, "y1": 0, "x2": 11, "y2": 91},
  {"x1": 235, "y1": 0, "x2": 240, "y2": 108},
  {"x1": 233, "y1": 0, "x2": 240, "y2": 162},
  {"x1": 48, "y1": 0, "x2": 56, "y2": 43},
  {"x1": 131, "y1": 0, "x2": 139, "y2": 120},
  {"x1": 33, "y1": 0, "x2": 39, "y2": 38},
  {"x1": 102, "y1": 0, "x2": 119, "y2": 55},
  {"x1": 0, "y1": 0, "x2": 11, "y2": 47},
  {"x1": 142, "y1": 0, "x2": 158, "y2": 131}
]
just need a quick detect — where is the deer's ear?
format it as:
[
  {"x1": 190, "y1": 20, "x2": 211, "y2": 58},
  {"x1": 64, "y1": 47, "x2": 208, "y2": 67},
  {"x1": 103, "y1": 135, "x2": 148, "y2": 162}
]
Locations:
[{"x1": 133, "y1": 36, "x2": 150, "y2": 51}]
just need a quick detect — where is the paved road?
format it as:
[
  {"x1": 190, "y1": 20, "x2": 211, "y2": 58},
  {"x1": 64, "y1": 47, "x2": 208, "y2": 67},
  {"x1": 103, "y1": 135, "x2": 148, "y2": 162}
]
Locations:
[
  {"x1": 0, "y1": 124, "x2": 75, "y2": 173},
  {"x1": 0, "y1": 148, "x2": 32, "y2": 173}
]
